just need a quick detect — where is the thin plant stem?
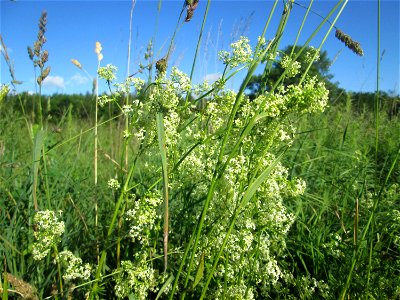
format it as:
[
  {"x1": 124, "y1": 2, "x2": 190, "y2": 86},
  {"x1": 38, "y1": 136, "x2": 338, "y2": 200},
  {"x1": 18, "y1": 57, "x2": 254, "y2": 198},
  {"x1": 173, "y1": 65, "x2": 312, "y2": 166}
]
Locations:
[
  {"x1": 125, "y1": 0, "x2": 136, "y2": 169},
  {"x1": 374, "y1": 0, "x2": 381, "y2": 163},
  {"x1": 156, "y1": 112, "x2": 169, "y2": 273},
  {"x1": 259, "y1": 1, "x2": 293, "y2": 95},
  {"x1": 94, "y1": 60, "x2": 100, "y2": 263},
  {"x1": 53, "y1": 246, "x2": 63, "y2": 296},
  {"x1": 185, "y1": 0, "x2": 211, "y2": 104},
  {"x1": 369, "y1": 0, "x2": 381, "y2": 291},
  {"x1": 290, "y1": 0, "x2": 314, "y2": 57},
  {"x1": 165, "y1": 5, "x2": 186, "y2": 62},
  {"x1": 299, "y1": 0, "x2": 348, "y2": 84}
]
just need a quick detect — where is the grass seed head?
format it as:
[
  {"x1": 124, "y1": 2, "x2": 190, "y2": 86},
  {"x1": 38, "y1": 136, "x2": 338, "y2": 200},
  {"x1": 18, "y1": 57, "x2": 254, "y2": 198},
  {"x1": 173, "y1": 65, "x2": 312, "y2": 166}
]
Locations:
[
  {"x1": 185, "y1": 0, "x2": 199, "y2": 22},
  {"x1": 335, "y1": 29, "x2": 364, "y2": 56},
  {"x1": 71, "y1": 58, "x2": 82, "y2": 69}
]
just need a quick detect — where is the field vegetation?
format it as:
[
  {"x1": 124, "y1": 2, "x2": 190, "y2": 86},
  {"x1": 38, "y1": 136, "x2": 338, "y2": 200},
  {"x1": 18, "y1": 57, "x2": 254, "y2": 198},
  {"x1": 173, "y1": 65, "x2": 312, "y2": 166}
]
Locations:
[{"x1": 1, "y1": 0, "x2": 399, "y2": 299}]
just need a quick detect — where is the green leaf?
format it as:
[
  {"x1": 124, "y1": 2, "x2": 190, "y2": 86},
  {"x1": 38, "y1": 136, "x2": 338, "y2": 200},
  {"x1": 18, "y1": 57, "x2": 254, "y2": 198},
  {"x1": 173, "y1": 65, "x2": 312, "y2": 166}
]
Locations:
[
  {"x1": 155, "y1": 274, "x2": 175, "y2": 300},
  {"x1": 193, "y1": 251, "x2": 205, "y2": 289}
]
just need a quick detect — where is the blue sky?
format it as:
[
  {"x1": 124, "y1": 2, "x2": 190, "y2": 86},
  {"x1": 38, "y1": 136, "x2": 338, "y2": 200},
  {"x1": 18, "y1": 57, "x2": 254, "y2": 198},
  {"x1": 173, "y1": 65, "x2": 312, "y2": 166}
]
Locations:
[{"x1": 1, "y1": 0, "x2": 399, "y2": 95}]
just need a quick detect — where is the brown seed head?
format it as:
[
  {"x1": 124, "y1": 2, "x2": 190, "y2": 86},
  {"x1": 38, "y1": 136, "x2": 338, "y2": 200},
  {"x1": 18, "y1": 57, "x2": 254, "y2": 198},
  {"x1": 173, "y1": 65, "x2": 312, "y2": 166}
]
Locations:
[
  {"x1": 33, "y1": 41, "x2": 41, "y2": 57},
  {"x1": 156, "y1": 57, "x2": 167, "y2": 77},
  {"x1": 41, "y1": 50, "x2": 49, "y2": 64},
  {"x1": 185, "y1": 0, "x2": 199, "y2": 22},
  {"x1": 335, "y1": 29, "x2": 364, "y2": 56}
]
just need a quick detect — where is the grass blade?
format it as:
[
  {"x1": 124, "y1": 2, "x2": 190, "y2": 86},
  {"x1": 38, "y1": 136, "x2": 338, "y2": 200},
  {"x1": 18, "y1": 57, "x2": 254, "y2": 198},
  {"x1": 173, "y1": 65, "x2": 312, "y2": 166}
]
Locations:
[{"x1": 157, "y1": 112, "x2": 169, "y2": 273}]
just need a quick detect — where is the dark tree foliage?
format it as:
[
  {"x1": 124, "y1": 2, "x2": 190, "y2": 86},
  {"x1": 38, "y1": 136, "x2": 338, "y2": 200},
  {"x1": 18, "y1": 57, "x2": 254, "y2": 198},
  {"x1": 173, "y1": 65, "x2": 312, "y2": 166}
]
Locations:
[
  {"x1": 350, "y1": 91, "x2": 400, "y2": 117},
  {"x1": 3, "y1": 92, "x2": 126, "y2": 121},
  {"x1": 245, "y1": 45, "x2": 347, "y2": 102}
]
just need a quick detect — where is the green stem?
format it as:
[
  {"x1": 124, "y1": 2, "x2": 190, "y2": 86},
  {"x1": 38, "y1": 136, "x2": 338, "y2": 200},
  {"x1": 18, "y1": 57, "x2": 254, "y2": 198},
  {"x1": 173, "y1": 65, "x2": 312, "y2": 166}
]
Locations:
[
  {"x1": 185, "y1": 0, "x2": 212, "y2": 104},
  {"x1": 53, "y1": 246, "x2": 63, "y2": 296}
]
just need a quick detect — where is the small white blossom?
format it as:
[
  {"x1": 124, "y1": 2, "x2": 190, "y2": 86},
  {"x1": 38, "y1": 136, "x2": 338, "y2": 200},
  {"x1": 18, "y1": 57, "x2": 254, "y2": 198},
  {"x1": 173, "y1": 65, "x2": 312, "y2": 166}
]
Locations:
[
  {"x1": 58, "y1": 250, "x2": 91, "y2": 281},
  {"x1": 32, "y1": 210, "x2": 65, "y2": 261},
  {"x1": 132, "y1": 77, "x2": 145, "y2": 92},
  {"x1": 98, "y1": 95, "x2": 112, "y2": 107},
  {"x1": 122, "y1": 104, "x2": 133, "y2": 115},
  {"x1": 218, "y1": 36, "x2": 253, "y2": 67},
  {"x1": 304, "y1": 46, "x2": 320, "y2": 63},
  {"x1": 280, "y1": 55, "x2": 301, "y2": 77},
  {"x1": 108, "y1": 178, "x2": 120, "y2": 190},
  {"x1": 98, "y1": 64, "x2": 117, "y2": 82},
  {"x1": 171, "y1": 67, "x2": 191, "y2": 92}
]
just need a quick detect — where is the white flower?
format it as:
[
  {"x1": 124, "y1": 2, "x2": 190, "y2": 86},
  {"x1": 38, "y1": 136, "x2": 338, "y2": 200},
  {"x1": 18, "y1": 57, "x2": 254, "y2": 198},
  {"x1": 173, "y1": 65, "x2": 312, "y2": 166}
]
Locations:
[
  {"x1": 122, "y1": 104, "x2": 133, "y2": 115},
  {"x1": 108, "y1": 178, "x2": 120, "y2": 190},
  {"x1": 280, "y1": 55, "x2": 301, "y2": 77},
  {"x1": 32, "y1": 210, "x2": 65, "y2": 261},
  {"x1": 58, "y1": 250, "x2": 92, "y2": 281}
]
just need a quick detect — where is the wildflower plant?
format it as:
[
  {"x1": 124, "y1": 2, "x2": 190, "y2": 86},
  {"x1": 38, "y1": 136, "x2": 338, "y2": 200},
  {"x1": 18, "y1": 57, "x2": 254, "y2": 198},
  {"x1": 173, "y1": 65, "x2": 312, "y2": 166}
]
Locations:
[
  {"x1": 89, "y1": 25, "x2": 331, "y2": 297},
  {"x1": 32, "y1": 210, "x2": 65, "y2": 261},
  {"x1": 57, "y1": 250, "x2": 92, "y2": 282}
]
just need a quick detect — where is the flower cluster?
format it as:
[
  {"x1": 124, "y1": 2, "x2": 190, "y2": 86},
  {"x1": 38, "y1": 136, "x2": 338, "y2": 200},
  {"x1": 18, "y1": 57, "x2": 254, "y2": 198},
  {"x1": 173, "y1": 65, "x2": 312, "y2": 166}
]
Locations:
[
  {"x1": 98, "y1": 64, "x2": 117, "y2": 82},
  {"x1": 57, "y1": 250, "x2": 91, "y2": 281},
  {"x1": 96, "y1": 34, "x2": 333, "y2": 298},
  {"x1": 218, "y1": 36, "x2": 253, "y2": 67},
  {"x1": 170, "y1": 67, "x2": 191, "y2": 92},
  {"x1": 253, "y1": 75, "x2": 329, "y2": 118},
  {"x1": 114, "y1": 257, "x2": 157, "y2": 299},
  {"x1": 304, "y1": 46, "x2": 320, "y2": 63},
  {"x1": 280, "y1": 55, "x2": 301, "y2": 77},
  {"x1": 122, "y1": 104, "x2": 133, "y2": 115},
  {"x1": 125, "y1": 193, "x2": 162, "y2": 244},
  {"x1": 32, "y1": 210, "x2": 65, "y2": 260},
  {"x1": 132, "y1": 77, "x2": 145, "y2": 92},
  {"x1": 108, "y1": 178, "x2": 121, "y2": 190},
  {"x1": 98, "y1": 95, "x2": 112, "y2": 107}
]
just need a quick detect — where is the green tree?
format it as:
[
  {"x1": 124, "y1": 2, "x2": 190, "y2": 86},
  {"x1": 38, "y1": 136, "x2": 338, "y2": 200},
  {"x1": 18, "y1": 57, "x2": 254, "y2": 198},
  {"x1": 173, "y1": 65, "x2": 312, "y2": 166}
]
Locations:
[{"x1": 245, "y1": 45, "x2": 346, "y2": 102}]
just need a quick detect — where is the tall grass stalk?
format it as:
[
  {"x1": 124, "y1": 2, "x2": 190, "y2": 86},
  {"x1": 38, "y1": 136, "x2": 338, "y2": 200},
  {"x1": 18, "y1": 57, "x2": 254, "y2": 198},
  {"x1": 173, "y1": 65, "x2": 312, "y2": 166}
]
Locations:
[
  {"x1": 368, "y1": 0, "x2": 380, "y2": 292},
  {"x1": 188, "y1": 0, "x2": 211, "y2": 86},
  {"x1": 156, "y1": 112, "x2": 169, "y2": 272},
  {"x1": 299, "y1": 1, "x2": 348, "y2": 84},
  {"x1": 94, "y1": 42, "x2": 102, "y2": 263},
  {"x1": 374, "y1": 0, "x2": 381, "y2": 163}
]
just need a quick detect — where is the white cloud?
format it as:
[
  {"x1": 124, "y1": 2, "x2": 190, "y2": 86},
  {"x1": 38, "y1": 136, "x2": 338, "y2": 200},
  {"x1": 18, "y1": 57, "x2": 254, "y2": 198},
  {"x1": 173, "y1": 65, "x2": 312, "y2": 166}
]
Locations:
[
  {"x1": 70, "y1": 73, "x2": 89, "y2": 85},
  {"x1": 43, "y1": 75, "x2": 65, "y2": 89},
  {"x1": 203, "y1": 73, "x2": 221, "y2": 83}
]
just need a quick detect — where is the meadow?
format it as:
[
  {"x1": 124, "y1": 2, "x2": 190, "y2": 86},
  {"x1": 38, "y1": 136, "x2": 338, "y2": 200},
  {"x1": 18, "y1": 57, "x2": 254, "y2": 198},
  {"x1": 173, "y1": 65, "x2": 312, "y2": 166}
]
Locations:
[{"x1": 1, "y1": 1, "x2": 399, "y2": 299}]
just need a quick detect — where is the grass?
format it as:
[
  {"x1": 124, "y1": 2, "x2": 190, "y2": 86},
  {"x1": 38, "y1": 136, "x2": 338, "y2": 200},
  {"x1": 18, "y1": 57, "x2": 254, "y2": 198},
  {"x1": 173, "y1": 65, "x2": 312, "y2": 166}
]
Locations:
[{"x1": 1, "y1": 0, "x2": 399, "y2": 299}]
